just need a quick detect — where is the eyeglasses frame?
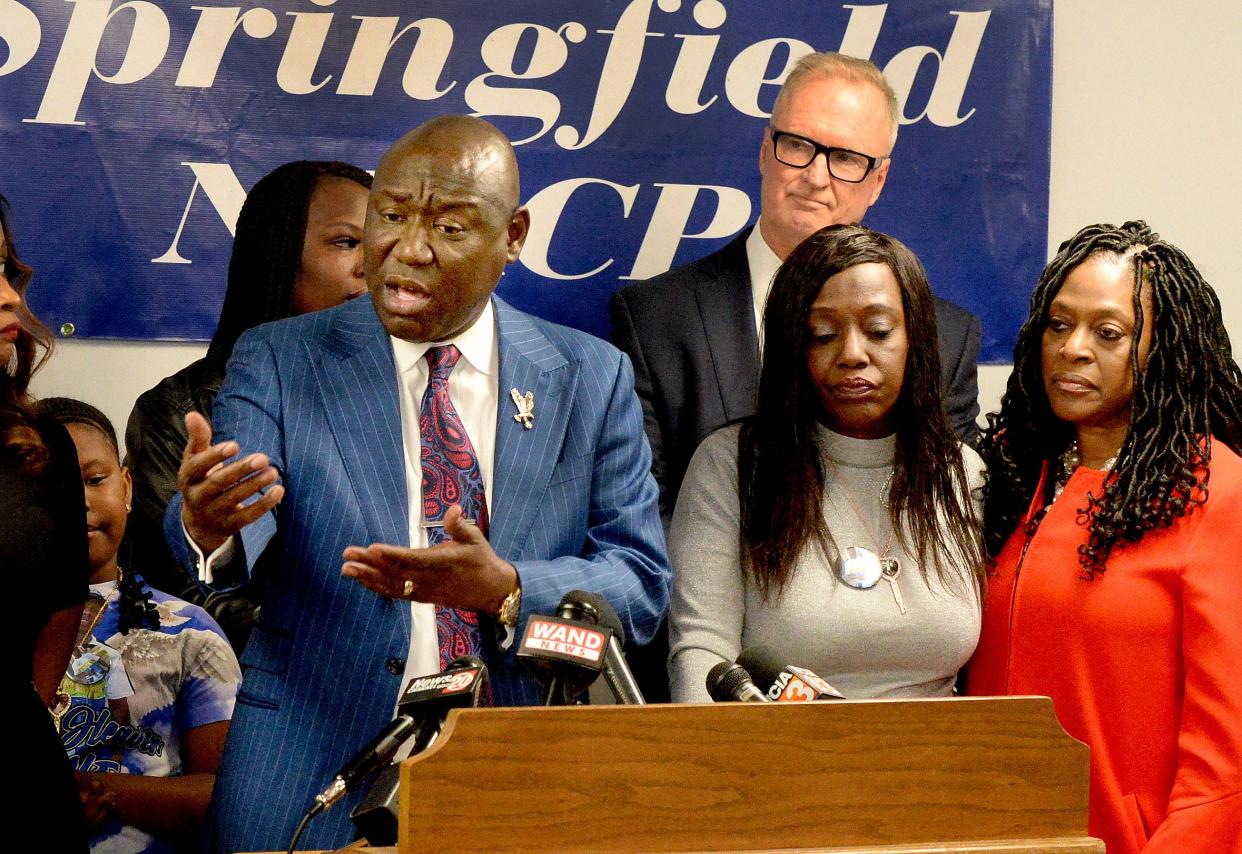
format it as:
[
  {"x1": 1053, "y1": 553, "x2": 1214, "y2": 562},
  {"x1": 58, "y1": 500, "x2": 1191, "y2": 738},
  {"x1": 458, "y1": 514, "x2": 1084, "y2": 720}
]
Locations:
[{"x1": 769, "y1": 128, "x2": 887, "y2": 184}]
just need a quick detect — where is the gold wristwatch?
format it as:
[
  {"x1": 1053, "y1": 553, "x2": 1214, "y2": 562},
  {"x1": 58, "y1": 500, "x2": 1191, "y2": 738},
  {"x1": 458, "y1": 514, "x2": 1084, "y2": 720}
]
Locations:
[{"x1": 498, "y1": 578, "x2": 522, "y2": 628}]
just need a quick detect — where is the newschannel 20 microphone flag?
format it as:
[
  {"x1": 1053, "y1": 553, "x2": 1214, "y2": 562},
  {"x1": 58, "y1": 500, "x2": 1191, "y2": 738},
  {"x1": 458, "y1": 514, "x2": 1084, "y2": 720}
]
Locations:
[{"x1": 0, "y1": 0, "x2": 1049, "y2": 363}]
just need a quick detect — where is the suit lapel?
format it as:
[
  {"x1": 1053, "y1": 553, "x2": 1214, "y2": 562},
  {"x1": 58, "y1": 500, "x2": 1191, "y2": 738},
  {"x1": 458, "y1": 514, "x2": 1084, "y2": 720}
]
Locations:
[
  {"x1": 310, "y1": 296, "x2": 409, "y2": 547},
  {"x1": 695, "y1": 229, "x2": 760, "y2": 420},
  {"x1": 489, "y1": 298, "x2": 576, "y2": 559}
]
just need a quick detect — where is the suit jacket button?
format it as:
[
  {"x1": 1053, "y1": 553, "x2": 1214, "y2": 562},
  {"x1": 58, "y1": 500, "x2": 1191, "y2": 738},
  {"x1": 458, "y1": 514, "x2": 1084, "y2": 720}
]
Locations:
[{"x1": 385, "y1": 657, "x2": 405, "y2": 675}]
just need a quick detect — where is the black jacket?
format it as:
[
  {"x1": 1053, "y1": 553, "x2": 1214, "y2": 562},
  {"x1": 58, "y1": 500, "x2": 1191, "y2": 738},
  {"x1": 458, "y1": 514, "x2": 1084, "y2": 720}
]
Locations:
[{"x1": 124, "y1": 356, "x2": 262, "y2": 651}]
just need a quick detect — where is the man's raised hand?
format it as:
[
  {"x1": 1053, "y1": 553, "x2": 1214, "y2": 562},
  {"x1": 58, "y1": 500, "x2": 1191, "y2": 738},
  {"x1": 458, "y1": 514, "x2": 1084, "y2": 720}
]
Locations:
[{"x1": 178, "y1": 411, "x2": 284, "y2": 553}]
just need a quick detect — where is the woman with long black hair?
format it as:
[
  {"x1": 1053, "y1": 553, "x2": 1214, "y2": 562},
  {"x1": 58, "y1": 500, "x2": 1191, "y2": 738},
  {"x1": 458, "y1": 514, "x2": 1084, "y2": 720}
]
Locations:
[
  {"x1": 124, "y1": 160, "x2": 372, "y2": 648},
  {"x1": 0, "y1": 191, "x2": 90, "y2": 849},
  {"x1": 968, "y1": 221, "x2": 1242, "y2": 853},
  {"x1": 668, "y1": 224, "x2": 983, "y2": 702}
]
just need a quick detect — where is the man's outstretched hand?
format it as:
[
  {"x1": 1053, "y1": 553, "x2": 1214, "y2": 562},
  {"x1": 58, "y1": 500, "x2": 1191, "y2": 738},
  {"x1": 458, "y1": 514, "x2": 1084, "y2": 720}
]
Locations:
[
  {"x1": 342, "y1": 505, "x2": 516, "y2": 614},
  {"x1": 178, "y1": 411, "x2": 284, "y2": 554}
]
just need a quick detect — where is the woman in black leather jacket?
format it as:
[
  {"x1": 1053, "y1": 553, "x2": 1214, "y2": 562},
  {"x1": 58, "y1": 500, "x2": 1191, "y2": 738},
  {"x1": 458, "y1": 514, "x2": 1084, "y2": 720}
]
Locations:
[{"x1": 124, "y1": 160, "x2": 372, "y2": 651}]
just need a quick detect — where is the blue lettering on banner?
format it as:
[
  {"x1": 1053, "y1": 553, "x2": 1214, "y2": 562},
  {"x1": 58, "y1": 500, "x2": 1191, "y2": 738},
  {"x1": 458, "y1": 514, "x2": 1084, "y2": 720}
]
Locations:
[{"x1": 0, "y1": 0, "x2": 1050, "y2": 362}]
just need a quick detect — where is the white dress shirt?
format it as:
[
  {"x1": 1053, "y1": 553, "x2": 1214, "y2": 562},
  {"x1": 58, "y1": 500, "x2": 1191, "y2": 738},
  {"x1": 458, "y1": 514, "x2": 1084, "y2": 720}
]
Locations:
[
  {"x1": 745, "y1": 220, "x2": 783, "y2": 357},
  {"x1": 389, "y1": 300, "x2": 499, "y2": 693}
]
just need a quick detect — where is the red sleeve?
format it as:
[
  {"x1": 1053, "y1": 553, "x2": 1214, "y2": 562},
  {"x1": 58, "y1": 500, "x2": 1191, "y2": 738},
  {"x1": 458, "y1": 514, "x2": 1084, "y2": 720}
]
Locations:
[{"x1": 1144, "y1": 466, "x2": 1242, "y2": 852}]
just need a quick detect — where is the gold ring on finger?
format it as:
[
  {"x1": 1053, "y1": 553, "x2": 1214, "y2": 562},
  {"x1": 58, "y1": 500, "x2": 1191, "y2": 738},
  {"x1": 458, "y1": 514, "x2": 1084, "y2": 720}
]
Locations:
[{"x1": 403, "y1": 579, "x2": 414, "y2": 597}]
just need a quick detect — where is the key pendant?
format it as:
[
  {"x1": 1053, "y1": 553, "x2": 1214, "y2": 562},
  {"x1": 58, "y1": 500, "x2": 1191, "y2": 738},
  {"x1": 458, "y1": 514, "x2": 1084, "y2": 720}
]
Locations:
[{"x1": 880, "y1": 559, "x2": 907, "y2": 615}]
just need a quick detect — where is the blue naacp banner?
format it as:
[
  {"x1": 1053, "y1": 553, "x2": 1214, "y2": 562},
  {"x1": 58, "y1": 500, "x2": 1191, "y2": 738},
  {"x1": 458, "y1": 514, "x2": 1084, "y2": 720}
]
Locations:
[{"x1": 0, "y1": 0, "x2": 1050, "y2": 363}]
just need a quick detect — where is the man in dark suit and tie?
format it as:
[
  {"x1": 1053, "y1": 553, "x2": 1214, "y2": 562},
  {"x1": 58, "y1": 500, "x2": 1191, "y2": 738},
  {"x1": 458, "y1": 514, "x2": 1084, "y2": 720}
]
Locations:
[
  {"x1": 609, "y1": 52, "x2": 981, "y2": 701},
  {"x1": 169, "y1": 116, "x2": 669, "y2": 852}
]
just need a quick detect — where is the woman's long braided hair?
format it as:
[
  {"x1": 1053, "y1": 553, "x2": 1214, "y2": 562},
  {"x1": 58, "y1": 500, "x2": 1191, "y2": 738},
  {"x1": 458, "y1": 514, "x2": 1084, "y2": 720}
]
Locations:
[
  {"x1": 980, "y1": 220, "x2": 1242, "y2": 576},
  {"x1": 205, "y1": 160, "x2": 372, "y2": 369}
]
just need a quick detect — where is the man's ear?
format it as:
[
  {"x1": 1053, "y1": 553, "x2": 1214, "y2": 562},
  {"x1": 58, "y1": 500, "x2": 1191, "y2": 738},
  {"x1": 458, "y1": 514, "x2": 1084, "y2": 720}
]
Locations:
[
  {"x1": 867, "y1": 159, "x2": 891, "y2": 207},
  {"x1": 505, "y1": 206, "x2": 530, "y2": 262}
]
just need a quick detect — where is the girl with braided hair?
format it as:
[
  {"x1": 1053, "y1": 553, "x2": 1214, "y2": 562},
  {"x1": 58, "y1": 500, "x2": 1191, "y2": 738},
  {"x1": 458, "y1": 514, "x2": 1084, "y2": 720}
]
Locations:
[
  {"x1": 967, "y1": 221, "x2": 1242, "y2": 853},
  {"x1": 44, "y1": 397, "x2": 241, "y2": 853}
]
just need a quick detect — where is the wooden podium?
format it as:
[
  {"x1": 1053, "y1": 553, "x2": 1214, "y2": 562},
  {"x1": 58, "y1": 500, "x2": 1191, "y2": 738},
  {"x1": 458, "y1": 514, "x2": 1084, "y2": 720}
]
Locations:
[{"x1": 387, "y1": 696, "x2": 1102, "y2": 853}]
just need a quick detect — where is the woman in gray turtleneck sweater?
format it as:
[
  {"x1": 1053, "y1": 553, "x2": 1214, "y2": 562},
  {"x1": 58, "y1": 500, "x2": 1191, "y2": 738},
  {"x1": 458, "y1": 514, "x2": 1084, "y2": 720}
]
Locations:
[{"x1": 669, "y1": 225, "x2": 985, "y2": 703}]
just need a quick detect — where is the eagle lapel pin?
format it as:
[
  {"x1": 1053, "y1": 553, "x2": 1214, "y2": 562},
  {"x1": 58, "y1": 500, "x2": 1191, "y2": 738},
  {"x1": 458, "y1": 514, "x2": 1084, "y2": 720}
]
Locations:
[{"x1": 510, "y1": 388, "x2": 535, "y2": 429}]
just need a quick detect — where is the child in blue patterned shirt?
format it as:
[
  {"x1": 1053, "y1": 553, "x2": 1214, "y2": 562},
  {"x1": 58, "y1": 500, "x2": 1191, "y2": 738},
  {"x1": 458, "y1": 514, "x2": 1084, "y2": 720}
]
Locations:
[{"x1": 45, "y1": 397, "x2": 241, "y2": 853}]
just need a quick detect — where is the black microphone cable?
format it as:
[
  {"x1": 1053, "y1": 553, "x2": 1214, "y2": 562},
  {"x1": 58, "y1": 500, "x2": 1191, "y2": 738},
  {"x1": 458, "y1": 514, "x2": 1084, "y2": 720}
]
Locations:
[{"x1": 285, "y1": 805, "x2": 317, "y2": 854}]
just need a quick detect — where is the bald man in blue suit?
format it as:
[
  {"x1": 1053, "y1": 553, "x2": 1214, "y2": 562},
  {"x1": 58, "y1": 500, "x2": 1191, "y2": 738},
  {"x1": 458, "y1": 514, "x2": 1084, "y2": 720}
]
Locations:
[{"x1": 167, "y1": 116, "x2": 669, "y2": 852}]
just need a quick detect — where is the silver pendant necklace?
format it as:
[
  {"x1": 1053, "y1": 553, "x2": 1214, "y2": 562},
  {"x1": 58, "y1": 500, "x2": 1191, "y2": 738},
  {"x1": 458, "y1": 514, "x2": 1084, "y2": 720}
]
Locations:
[
  {"x1": 829, "y1": 468, "x2": 907, "y2": 614},
  {"x1": 1055, "y1": 440, "x2": 1118, "y2": 499}
]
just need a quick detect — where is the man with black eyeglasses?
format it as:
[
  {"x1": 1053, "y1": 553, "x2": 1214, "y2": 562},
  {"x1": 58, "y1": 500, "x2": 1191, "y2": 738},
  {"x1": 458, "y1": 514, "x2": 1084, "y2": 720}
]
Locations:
[{"x1": 609, "y1": 51, "x2": 981, "y2": 702}]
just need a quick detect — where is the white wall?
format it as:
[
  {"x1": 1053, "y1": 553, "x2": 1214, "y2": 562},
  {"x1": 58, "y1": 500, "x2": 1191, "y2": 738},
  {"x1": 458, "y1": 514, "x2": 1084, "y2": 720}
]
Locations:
[
  {"x1": 30, "y1": 340, "x2": 206, "y2": 450},
  {"x1": 977, "y1": 0, "x2": 1242, "y2": 427},
  {"x1": 31, "y1": 0, "x2": 1242, "y2": 449}
]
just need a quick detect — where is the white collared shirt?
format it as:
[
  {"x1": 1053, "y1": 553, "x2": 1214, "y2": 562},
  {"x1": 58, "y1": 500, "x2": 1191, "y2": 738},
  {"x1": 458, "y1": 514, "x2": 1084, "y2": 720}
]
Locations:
[
  {"x1": 745, "y1": 220, "x2": 783, "y2": 358},
  {"x1": 389, "y1": 301, "x2": 499, "y2": 690}
]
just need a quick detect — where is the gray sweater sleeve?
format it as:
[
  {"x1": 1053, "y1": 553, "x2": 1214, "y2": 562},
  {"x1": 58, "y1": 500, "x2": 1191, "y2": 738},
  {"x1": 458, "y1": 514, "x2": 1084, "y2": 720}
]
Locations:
[{"x1": 667, "y1": 426, "x2": 745, "y2": 703}]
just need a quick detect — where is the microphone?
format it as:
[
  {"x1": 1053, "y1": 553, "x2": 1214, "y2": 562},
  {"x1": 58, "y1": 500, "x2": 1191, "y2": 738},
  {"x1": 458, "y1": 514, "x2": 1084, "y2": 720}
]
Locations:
[
  {"x1": 736, "y1": 646, "x2": 845, "y2": 702},
  {"x1": 558, "y1": 590, "x2": 646, "y2": 705},
  {"x1": 348, "y1": 656, "x2": 489, "y2": 844},
  {"x1": 517, "y1": 592, "x2": 611, "y2": 705},
  {"x1": 705, "y1": 661, "x2": 769, "y2": 703},
  {"x1": 311, "y1": 656, "x2": 488, "y2": 816},
  {"x1": 392, "y1": 653, "x2": 490, "y2": 752}
]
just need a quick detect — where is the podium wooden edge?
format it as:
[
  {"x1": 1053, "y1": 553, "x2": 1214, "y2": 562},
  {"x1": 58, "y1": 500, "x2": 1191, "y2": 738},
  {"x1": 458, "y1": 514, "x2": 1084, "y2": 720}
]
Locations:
[
  {"x1": 253, "y1": 697, "x2": 1103, "y2": 853},
  {"x1": 298, "y1": 834, "x2": 1104, "y2": 853},
  {"x1": 392, "y1": 696, "x2": 1100, "y2": 852}
]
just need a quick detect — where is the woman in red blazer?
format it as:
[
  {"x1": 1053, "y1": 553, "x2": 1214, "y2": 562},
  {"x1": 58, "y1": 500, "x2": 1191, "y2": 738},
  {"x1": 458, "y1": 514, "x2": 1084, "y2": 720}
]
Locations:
[{"x1": 968, "y1": 221, "x2": 1241, "y2": 853}]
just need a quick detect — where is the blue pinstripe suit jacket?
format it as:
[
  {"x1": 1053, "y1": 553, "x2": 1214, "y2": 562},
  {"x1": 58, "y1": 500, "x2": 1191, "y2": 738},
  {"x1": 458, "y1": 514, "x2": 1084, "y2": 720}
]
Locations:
[{"x1": 165, "y1": 294, "x2": 669, "y2": 852}]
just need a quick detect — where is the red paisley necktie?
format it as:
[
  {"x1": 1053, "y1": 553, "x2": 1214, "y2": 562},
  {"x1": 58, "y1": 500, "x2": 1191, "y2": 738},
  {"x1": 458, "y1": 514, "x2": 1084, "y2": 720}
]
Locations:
[{"x1": 419, "y1": 345, "x2": 490, "y2": 691}]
